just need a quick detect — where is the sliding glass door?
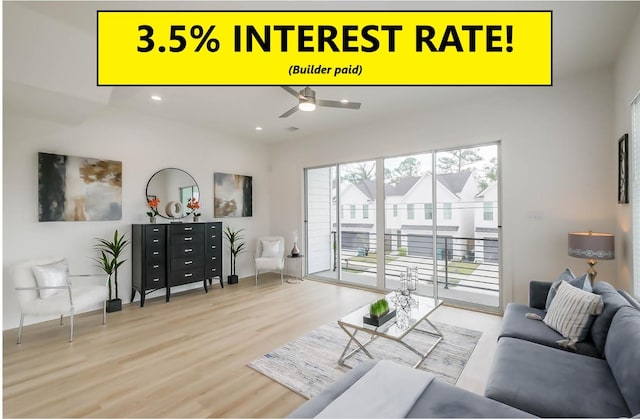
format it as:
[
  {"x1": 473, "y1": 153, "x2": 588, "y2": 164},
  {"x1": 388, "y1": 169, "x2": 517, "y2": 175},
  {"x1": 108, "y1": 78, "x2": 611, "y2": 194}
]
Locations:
[{"x1": 304, "y1": 143, "x2": 501, "y2": 309}]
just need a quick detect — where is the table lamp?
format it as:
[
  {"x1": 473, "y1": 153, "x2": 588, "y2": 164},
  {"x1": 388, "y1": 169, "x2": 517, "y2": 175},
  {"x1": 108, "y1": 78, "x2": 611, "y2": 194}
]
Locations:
[{"x1": 568, "y1": 231, "x2": 615, "y2": 282}]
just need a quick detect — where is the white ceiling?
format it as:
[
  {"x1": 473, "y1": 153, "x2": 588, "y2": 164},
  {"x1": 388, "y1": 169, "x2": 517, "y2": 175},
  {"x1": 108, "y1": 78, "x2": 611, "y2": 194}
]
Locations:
[{"x1": 5, "y1": 1, "x2": 640, "y2": 143}]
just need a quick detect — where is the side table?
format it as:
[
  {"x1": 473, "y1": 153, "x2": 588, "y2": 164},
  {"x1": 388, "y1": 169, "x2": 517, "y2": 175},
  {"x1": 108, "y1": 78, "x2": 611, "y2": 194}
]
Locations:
[{"x1": 286, "y1": 254, "x2": 305, "y2": 283}]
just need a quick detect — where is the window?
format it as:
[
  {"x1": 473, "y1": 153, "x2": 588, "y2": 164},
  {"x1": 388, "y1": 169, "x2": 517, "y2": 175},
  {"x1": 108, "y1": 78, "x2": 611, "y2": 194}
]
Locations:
[
  {"x1": 424, "y1": 203, "x2": 433, "y2": 220},
  {"x1": 483, "y1": 202, "x2": 494, "y2": 221},
  {"x1": 407, "y1": 204, "x2": 415, "y2": 220},
  {"x1": 393, "y1": 204, "x2": 398, "y2": 217},
  {"x1": 350, "y1": 205, "x2": 356, "y2": 219},
  {"x1": 363, "y1": 204, "x2": 369, "y2": 219},
  {"x1": 443, "y1": 203, "x2": 452, "y2": 220}
]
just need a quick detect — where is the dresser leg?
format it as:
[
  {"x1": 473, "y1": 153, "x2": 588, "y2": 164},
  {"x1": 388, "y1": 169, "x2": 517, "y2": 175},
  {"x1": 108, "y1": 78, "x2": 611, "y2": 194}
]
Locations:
[
  {"x1": 219, "y1": 277, "x2": 224, "y2": 288},
  {"x1": 141, "y1": 292, "x2": 145, "y2": 307},
  {"x1": 130, "y1": 289, "x2": 136, "y2": 304},
  {"x1": 203, "y1": 279, "x2": 208, "y2": 293},
  {"x1": 166, "y1": 288, "x2": 170, "y2": 303}
]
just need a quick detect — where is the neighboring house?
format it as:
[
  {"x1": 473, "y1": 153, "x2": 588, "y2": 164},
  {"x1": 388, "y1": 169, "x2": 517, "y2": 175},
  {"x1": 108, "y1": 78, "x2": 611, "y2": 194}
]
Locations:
[
  {"x1": 333, "y1": 170, "x2": 493, "y2": 261},
  {"x1": 474, "y1": 182, "x2": 500, "y2": 262}
]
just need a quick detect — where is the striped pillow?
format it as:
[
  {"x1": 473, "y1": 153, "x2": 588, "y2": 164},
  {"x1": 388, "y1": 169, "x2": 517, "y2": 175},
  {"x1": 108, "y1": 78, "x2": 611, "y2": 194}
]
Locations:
[{"x1": 544, "y1": 280, "x2": 604, "y2": 349}]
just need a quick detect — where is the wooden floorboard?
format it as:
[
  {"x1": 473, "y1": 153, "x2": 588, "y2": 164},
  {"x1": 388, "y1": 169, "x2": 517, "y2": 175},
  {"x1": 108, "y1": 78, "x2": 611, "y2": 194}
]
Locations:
[{"x1": 3, "y1": 274, "x2": 502, "y2": 418}]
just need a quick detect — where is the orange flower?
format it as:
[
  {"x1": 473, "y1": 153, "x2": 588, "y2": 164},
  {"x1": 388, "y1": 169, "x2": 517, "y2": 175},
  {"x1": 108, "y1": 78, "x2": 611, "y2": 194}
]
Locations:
[
  {"x1": 187, "y1": 198, "x2": 201, "y2": 216},
  {"x1": 147, "y1": 198, "x2": 160, "y2": 216}
]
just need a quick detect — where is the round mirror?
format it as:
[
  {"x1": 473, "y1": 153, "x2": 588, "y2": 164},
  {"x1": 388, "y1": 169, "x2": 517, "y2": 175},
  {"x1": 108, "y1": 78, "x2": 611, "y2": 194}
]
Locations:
[{"x1": 146, "y1": 168, "x2": 200, "y2": 219}]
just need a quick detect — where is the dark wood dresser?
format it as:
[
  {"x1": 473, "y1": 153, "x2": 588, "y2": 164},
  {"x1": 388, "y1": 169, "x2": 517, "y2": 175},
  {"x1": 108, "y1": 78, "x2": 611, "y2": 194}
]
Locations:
[{"x1": 132, "y1": 222, "x2": 223, "y2": 307}]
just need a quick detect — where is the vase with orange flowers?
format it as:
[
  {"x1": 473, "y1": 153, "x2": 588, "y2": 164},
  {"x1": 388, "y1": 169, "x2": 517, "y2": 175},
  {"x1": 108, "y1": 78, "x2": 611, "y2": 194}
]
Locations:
[
  {"x1": 146, "y1": 197, "x2": 160, "y2": 223},
  {"x1": 187, "y1": 197, "x2": 201, "y2": 222}
]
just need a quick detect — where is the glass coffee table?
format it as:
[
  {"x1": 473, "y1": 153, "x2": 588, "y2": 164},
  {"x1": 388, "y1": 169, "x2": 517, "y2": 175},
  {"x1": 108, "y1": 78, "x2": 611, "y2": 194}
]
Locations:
[{"x1": 337, "y1": 292, "x2": 444, "y2": 369}]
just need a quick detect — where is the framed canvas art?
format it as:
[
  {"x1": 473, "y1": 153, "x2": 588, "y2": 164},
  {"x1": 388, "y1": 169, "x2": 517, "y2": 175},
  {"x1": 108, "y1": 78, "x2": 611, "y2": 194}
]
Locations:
[
  {"x1": 38, "y1": 152, "x2": 122, "y2": 221},
  {"x1": 214, "y1": 172, "x2": 253, "y2": 217},
  {"x1": 618, "y1": 134, "x2": 629, "y2": 204}
]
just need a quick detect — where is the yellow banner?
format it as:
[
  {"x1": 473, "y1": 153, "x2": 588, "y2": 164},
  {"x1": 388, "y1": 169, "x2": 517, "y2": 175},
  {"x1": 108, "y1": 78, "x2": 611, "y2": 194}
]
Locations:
[{"x1": 97, "y1": 11, "x2": 551, "y2": 86}]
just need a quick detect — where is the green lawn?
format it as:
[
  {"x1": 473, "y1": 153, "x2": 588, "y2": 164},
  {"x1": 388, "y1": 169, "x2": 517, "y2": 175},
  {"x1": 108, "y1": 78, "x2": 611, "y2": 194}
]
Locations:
[{"x1": 445, "y1": 261, "x2": 480, "y2": 275}]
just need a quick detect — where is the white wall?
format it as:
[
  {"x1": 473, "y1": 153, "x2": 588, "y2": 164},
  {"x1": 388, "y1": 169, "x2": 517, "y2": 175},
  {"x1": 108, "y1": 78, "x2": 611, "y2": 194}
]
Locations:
[
  {"x1": 268, "y1": 66, "x2": 617, "y2": 307},
  {"x1": 3, "y1": 108, "x2": 271, "y2": 329},
  {"x1": 614, "y1": 11, "x2": 640, "y2": 293}
]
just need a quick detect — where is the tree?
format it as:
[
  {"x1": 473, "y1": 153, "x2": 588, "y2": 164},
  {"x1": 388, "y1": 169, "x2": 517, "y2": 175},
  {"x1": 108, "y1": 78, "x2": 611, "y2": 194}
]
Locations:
[
  {"x1": 476, "y1": 157, "x2": 497, "y2": 191},
  {"x1": 342, "y1": 162, "x2": 375, "y2": 184},
  {"x1": 437, "y1": 149, "x2": 482, "y2": 173}
]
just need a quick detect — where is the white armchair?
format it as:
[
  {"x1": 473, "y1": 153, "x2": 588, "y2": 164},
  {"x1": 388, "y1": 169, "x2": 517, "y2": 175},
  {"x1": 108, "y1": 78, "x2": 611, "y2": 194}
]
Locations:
[
  {"x1": 254, "y1": 236, "x2": 285, "y2": 286},
  {"x1": 12, "y1": 257, "x2": 109, "y2": 344}
]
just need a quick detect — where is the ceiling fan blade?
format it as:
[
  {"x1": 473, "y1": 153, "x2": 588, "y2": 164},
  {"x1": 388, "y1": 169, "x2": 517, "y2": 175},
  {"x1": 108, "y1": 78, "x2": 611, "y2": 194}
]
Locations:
[
  {"x1": 281, "y1": 86, "x2": 304, "y2": 99},
  {"x1": 317, "y1": 99, "x2": 362, "y2": 109},
  {"x1": 279, "y1": 104, "x2": 299, "y2": 118}
]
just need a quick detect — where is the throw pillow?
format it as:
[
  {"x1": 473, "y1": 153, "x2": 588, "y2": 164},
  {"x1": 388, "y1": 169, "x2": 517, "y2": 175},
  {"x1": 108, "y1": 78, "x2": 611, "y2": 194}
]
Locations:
[
  {"x1": 544, "y1": 280, "x2": 604, "y2": 349},
  {"x1": 31, "y1": 259, "x2": 69, "y2": 299},
  {"x1": 545, "y1": 268, "x2": 592, "y2": 310},
  {"x1": 261, "y1": 240, "x2": 280, "y2": 258}
]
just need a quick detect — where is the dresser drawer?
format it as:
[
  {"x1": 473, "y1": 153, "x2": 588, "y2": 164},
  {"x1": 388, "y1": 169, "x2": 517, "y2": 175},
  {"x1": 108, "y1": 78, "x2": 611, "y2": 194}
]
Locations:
[
  {"x1": 169, "y1": 267, "x2": 205, "y2": 286},
  {"x1": 145, "y1": 272, "x2": 166, "y2": 288},
  {"x1": 205, "y1": 264, "x2": 221, "y2": 278},
  {"x1": 169, "y1": 223, "x2": 205, "y2": 236},
  {"x1": 145, "y1": 246, "x2": 165, "y2": 260},
  {"x1": 170, "y1": 239, "x2": 204, "y2": 258},
  {"x1": 171, "y1": 254, "x2": 204, "y2": 270}
]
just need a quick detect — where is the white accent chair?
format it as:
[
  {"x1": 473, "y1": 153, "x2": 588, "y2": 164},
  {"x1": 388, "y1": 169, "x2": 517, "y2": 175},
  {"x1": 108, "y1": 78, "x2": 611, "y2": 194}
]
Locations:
[
  {"x1": 12, "y1": 257, "x2": 109, "y2": 344},
  {"x1": 254, "y1": 236, "x2": 285, "y2": 286}
]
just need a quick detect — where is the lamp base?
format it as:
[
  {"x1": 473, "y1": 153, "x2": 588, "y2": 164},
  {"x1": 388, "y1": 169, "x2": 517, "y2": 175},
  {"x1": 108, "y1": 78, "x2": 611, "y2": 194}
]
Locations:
[{"x1": 586, "y1": 259, "x2": 598, "y2": 283}]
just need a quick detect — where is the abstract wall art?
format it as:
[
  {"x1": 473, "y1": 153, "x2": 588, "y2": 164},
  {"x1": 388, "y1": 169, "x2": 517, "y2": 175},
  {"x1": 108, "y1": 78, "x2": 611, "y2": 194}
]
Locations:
[
  {"x1": 214, "y1": 172, "x2": 253, "y2": 218},
  {"x1": 38, "y1": 152, "x2": 122, "y2": 221}
]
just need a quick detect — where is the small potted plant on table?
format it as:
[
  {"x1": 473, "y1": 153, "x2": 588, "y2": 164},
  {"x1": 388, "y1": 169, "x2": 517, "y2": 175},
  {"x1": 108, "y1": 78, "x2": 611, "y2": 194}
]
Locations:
[{"x1": 363, "y1": 298, "x2": 396, "y2": 327}]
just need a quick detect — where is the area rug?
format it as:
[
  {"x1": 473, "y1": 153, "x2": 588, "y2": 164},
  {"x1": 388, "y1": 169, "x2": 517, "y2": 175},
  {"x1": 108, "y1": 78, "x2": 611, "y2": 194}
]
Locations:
[{"x1": 247, "y1": 321, "x2": 482, "y2": 399}]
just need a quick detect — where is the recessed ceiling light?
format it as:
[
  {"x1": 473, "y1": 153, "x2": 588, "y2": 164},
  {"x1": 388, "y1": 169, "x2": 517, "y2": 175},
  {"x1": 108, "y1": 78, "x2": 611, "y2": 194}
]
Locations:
[
  {"x1": 255, "y1": 126, "x2": 263, "y2": 131},
  {"x1": 340, "y1": 99, "x2": 349, "y2": 103},
  {"x1": 150, "y1": 95, "x2": 162, "y2": 101}
]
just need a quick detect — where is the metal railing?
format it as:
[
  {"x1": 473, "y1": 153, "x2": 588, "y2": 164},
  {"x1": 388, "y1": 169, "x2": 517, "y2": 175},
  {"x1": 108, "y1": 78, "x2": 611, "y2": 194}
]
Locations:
[{"x1": 332, "y1": 231, "x2": 499, "y2": 293}]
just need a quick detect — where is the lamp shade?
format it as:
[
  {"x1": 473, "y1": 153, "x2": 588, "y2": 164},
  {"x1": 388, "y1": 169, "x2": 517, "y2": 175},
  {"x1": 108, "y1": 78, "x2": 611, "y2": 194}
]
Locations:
[{"x1": 568, "y1": 232, "x2": 615, "y2": 260}]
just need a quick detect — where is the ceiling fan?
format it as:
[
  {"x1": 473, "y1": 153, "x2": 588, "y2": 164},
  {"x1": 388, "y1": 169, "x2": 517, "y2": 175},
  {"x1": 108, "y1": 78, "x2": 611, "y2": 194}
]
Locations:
[{"x1": 279, "y1": 86, "x2": 362, "y2": 118}]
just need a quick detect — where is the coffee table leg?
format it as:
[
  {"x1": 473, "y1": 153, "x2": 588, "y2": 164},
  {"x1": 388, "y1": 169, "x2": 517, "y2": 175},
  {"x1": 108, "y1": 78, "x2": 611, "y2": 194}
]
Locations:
[
  {"x1": 337, "y1": 324, "x2": 376, "y2": 368},
  {"x1": 408, "y1": 317, "x2": 445, "y2": 368}
]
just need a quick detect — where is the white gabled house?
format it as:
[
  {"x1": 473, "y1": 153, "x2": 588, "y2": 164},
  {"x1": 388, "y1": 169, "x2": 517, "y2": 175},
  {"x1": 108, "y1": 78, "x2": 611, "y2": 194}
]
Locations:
[
  {"x1": 474, "y1": 182, "x2": 500, "y2": 262},
  {"x1": 332, "y1": 170, "x2": 496, "y2": 262}
]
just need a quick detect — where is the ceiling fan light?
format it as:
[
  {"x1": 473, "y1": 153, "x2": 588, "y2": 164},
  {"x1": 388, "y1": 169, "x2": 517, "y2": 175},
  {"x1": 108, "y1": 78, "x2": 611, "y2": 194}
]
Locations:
[{"x1": 299, "y1": 100, "x2": 316, "y2": 112}]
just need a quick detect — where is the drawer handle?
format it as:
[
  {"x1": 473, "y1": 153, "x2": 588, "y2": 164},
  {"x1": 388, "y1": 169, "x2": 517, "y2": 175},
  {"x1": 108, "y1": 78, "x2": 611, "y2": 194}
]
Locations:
[
  {"x1": 210, "y1": 235, "x2": 217, "y2": 239},
  {"x1": 152, "y1": 278, "x2": 159, "y2": 282},
  {"x1": 210, "y1": 225, "x2": 216, "y2": 229},
  {"x1": 211, "y1": 256, "x2": 216, "y2": 260},
  {"x1": 185, "y1": 248, "x2": 193, "y2": 253},
  {"x1": 211, "y1": 245, "x2": 216, "y2": 249},
  {"x1": 153, "y1": 251, "x2": 160, "y2": 255},
  {"x1": 185, "y1": 260, "x2": 193, "y2": 265},
  {"x1": 153, "y1": 228, "x2": 159, "y2": 232},
  {"x1": 153, "y1": 239, "x2": 159, "y2": 243},
  {"x1": 184, "y1": 237, "x2": 193, "y2": 241},
  {"x1": 184, "y1": 227, "x2": 193, "y2": 231},
  {"x1": 211, "y1": 268, "x2": 217, "y2": 272},
  {"x1": 184, "y1": 273, "x2": 193, "y2": 278},
  {"x1": 153, "y1": 265, "x2": 159, "y2": 268}
]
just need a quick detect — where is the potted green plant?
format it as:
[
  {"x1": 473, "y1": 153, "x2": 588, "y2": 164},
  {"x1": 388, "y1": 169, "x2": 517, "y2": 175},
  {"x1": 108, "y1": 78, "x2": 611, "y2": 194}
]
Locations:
[
  {"x1": 223, "y1": 225, "x2": 246, "y2": 284},
  {"x1": 93, "y1": 229, "x2": 130, "y2": 312},
  {"x1": 363, "y1": 298, "x2": 395, "y2": 327}
]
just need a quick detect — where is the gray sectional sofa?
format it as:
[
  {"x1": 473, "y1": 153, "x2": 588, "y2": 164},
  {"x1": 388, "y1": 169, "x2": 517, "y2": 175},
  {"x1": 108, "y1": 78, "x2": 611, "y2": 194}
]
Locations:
[
  {"x1": 288, "y1": 280, "x2": 640, "y2": 418},
  {"x1": 485, "y1": 280, "x2": 640, "y2": 418}
]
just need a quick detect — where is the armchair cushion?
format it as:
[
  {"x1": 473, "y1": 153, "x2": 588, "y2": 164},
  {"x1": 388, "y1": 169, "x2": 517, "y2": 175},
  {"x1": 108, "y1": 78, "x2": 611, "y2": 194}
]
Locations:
[
  {"x1": 31, "y1": 259, "x2": 69, "y2": 299},
  {"x1": 261, "y1": 239, "x2": 280, "y2": 258}
]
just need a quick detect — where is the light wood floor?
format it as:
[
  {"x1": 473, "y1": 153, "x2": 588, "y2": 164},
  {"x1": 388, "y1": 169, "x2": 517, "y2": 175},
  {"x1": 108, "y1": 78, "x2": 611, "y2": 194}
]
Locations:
[{"x1": 3, "y1": 274, "x2": 503, "y2": 418}]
